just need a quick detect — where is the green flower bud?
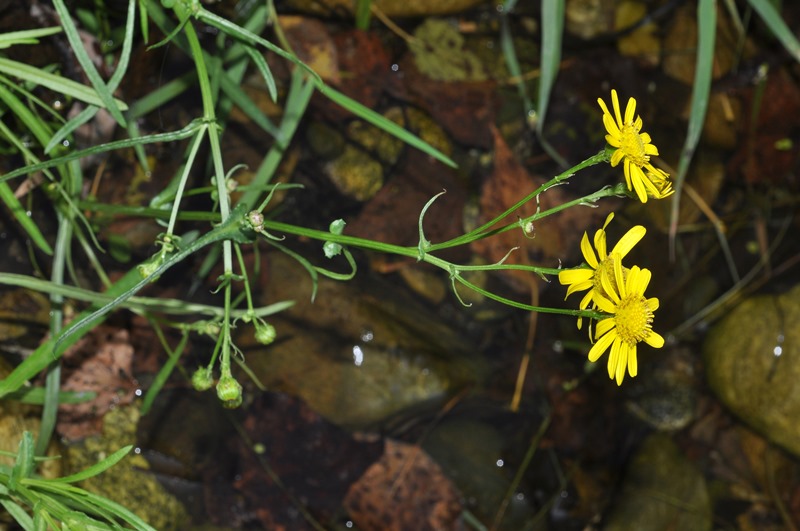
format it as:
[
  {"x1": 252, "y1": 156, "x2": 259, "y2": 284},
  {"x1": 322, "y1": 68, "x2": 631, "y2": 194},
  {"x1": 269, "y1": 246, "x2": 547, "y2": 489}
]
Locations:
[
  {"x1": 137, "y1": 255, "x2": 162, "y2": 280},
  {"x1": 247, "y1": 210, "x2": 265, "y2": 231},
  {"x1": 222, "y1": 395, "x2": 243, "y2": 409},
  {"x1": 191, "y1": 367, "x2": 214, "y2": 391},
  {"x1": 254, "y1": 321, "x2": 277, "y2": 345},
  {"x1": 216, "y1": 374, "x2": 242, "y2": 403}
]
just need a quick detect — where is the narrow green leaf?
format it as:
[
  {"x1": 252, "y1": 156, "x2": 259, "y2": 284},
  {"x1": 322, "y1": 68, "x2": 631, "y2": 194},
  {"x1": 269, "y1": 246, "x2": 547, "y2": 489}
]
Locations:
[
  {"x1": 0, "y1": 122, "x2": 201, "y2": 184},
  {"x1": 51, "y1": 0, "x2": 127, "y2": 126},
  {"x1": 317, "y1": 84, "x2": 457, "y2": 168},
  {"x1": 4, "y1": 387, "x2": 96, "y2": 405},
  {"x1": 1, "y1": 499, "x2": 34, "y2": 530},
  {"x1": 46, "y1": 0, "x2": 138, "y2": 153},
  {"x1": 244, "y1": 45, "x2": 277, "y2": 103},
  {"x1": 0, "y1": 180, "x2": 53, "y2": 255},
  {"x1": 747, "y1": 0, "x2": 800, "y2": 61},
  {"x1": 500, "y1": 4, "x2": 533, "y2": 119},
  {"x1": 52, "y1": 446, "x2": 133, "y2": 484},
  {"x1": 355, "y1": 0, "x2": 372, "y2": 29},
  {"x1": 140, "y1": 333, "x2": 187, "y2": 415},
  {"x1": 0, "y1": 27, "x2": 62, "y2": 49},
  {"x1": 670, "y1": 0, "x2": 716, "y2": 245},
  {"x1": 0, "y1": 58, "x2": 128, "y2": 110},
  {"x1": 11, "y1": 432, "x2": 35, "y2": 489},
  {"x1": 68, "y1": 490, "x2": 156, "y2": 531},
  {"x1": 0, "y1": 267, "x2": 142, "y2": 398},
  {"x1": 219, "y1": 68, "x2": 280, "y2": 137},
  {"x1": 537, "y1": 0, "x2": 565, "y2": 132}
]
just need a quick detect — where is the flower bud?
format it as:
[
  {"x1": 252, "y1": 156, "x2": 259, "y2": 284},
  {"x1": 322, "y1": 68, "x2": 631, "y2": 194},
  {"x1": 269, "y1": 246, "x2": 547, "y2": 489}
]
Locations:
[
  {"x1": 216, "y1": 374, "x2": 242, "y2": 404},
  {"x1": 191, "y1": 367, "x2": 214, "y2": 391},
  {"x1": 137, "y1": 255, "x2": 162, "y2": 280},
  {"x1": 254, "y1": 321, "x2": 276, "y2": 345},
  {"x1": 247, "y1": 210, "x2": 265, "y2": 231}
]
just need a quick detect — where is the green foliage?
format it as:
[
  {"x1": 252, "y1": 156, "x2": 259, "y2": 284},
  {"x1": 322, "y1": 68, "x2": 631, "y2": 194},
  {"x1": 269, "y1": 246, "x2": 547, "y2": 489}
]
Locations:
[
  {"x1": 0, "y1": 432, "x2": 155, "y2": 530},
  {"x1": 0, "y1": 0, "x2": 797, "y2": 527}
]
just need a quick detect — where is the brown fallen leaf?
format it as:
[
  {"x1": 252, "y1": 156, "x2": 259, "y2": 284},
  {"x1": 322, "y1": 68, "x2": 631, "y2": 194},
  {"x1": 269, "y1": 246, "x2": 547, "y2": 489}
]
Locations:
[
  {"x1": 57, "y1": 325, "x2": 138, "y2": 441},
  {"x1": 344, "y1": 439, "x2": 463, "y2": 531}
]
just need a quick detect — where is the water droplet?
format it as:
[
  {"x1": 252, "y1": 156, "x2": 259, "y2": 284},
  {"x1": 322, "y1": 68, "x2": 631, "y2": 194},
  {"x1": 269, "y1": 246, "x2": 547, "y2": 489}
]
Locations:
[
  {"x1": 496, "y1": 459, "x2": 504, "y2": 467},
  {"x1": 391, "y1": 64, "x2": 399, "y2": 72},
  {"x1": 353, "y1": 345, "x2": 364, "y2": 366}
]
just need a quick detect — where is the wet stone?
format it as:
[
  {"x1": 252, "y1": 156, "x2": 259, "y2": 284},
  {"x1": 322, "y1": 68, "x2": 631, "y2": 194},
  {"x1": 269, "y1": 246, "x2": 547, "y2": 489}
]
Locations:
[
  {"x1": 604, "y1": 434, "x2": 712, "y2": 531},
  {"x1": 703, "y1": 283, "x2": 800, "y2": 457},
  {"x1": 411, "y1": 18, "x2": 488, "y2": 82},
  {"x1": 246, "y1": 252, "x2": 482, "y2": 429},
  {"x1": 625, "y1": 349, "x2": 698, "y2": 431}
]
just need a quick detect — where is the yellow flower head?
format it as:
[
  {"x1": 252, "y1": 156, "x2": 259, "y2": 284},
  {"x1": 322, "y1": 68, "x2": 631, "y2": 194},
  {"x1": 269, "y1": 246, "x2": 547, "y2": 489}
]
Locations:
[
  {"x1": 598, "y1": 90, "x2": 672, "y2": 203},
  {"x1": 590, "y1": 255, "x2": 664, "y2": 385},
  {"x1": 558, "y1": 213, "x2": 645, "y2": 327}
]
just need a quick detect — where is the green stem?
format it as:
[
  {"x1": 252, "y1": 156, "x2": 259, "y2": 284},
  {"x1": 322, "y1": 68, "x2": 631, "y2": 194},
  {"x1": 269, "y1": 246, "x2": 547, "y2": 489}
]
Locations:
[
  {"x1": 175, "y1": 3, "x2": 233, "y2": 275},
  {"x1": 429, "y1": 150, "x2": 610, "y2": 251}
]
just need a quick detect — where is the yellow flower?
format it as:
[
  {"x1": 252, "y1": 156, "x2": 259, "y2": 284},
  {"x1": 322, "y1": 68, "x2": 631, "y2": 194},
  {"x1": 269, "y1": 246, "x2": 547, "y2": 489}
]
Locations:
[
  {"x1": 645, "y1": 167, "x2": 674, "y2": 199},
  {"x1": 590, "y1": 255, "x2": 664, "y2": 385},
  {"x1": 558, "y1": 213, "x2": 645, "y2": 327},
  {"x1": 598, "y1": 90, "x2": 672, "y2": 203}
]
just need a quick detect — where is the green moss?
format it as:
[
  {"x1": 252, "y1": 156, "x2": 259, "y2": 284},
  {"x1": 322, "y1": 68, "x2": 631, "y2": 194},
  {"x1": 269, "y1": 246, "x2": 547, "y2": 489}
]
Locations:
[
  {"x1": 411, "y1": 19, "x2": 487, "y2": 82},
  {"x1": 66, "y1": 405, "x2": 189, "y2": 531}
]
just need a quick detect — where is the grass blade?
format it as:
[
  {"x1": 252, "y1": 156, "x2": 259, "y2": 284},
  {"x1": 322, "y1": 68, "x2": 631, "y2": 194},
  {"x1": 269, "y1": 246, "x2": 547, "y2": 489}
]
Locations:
[
  {"x1": 317, "y1": 84, "x2": 457, "y2": 168},
  {"x1": 747, "y1": 0, "x2": 800, "y2": 61},
  {"x1": 537, "y1": 0, "x2": 564, "y2": 131},
  {"x1": 46, "y1": 0, "x2": 138, "y2": 153},
  {"x1": 51, "y1": 446, "x2": 133, "y2": 484},
  {"x1": 51, "y1": 0, "x2": 127, "y2": 126},
  {"x1": 0, "y1": 27, "x2": 62, "y2": 48},
  {"x1": 669, "y1": 0, "x2": 716, "y2": 253},
  {"x1": 0, "y1": 58, "x2": 128, "y2": 110}
]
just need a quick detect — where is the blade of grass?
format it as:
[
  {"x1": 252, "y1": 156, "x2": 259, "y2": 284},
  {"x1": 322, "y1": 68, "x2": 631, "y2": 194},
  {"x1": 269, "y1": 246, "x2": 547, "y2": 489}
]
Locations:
[
  {"x1": 0, "y1": 499, "x2": 34, "y2": 530},
  {"x1": 747, "y1": 0, "x2": 800, "y2": 61},
  {"x1": 355, "y1": 0, "x2": 372, "y2": 29},
  {"x1": 0, "y1": 93, "x2": 55, "y2": 255},
  {"x1": 139, "y1": 328, "x2": 188, "y2": 415},
  {"x1": 0, "y1": 58, "x2": 128, "y2": 110},
  {"x1": 318, "y1": 84, "x2": 457, "y2": 168},
  {"x1": 0, "y1": 122, "x2": 201, "y2": 184},
  {"x1": 36, "y1": 215, "x2": 72, "y2": 456},
  {"x1": 50, "y1": 446, "x2": 133, "y2": 484},
  {"x1": 0, "y1": 267, "x2": 144, "y2": 398},
  {"x1": 669, "y1": 0, "x2": 715, "y2": 259},
  {"x1": 46, "y1": 0, "x2": 138, "y2": 153},
  {"x1": 536, "y1": 0, "x2": 568, "y2": 168},
  {"x1": 0, "y1": 27, "x2": 62, "y2": 48},
  {"x1": 5, "y1": 388, "x2": 95, "y2": 405},
  {"x1": 243, "y1": 45, "x2": 277, "y2": 103},
  {"x1": 500, "y1": 1, "x2": 533, "y2": 119},
  {"x1": 51, "y1": 0, "x2": 127, "y2": 126}
]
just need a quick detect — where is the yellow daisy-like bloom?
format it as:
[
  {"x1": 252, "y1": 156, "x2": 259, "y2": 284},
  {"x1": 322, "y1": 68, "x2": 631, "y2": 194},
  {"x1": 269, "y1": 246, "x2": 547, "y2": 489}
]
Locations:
[
  {"x1": 645, "y1": 167, "x2": 674, "y2": 199},
  {"x1": 590, "y1": 254, "x2": 664, "y2": 385},
  {"x1": 558, "y1": 213, "x2": 645, "y2": 327},
  {"x1": 598, "y1": 90, "x2": 672, "y2": 203}
]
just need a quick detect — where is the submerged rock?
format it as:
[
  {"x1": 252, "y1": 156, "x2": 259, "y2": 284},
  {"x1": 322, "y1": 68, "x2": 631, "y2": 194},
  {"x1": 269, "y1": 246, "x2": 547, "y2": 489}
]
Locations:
[
  {"x1": 604, "y1": 434, "x2": 711, "y2": 531},
  {"x1": 244, "y1": 251, "x2": 483, "y2": 428},
  {"x1": 703, "y1": 284, "x2": 800, "y2": 457}
]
